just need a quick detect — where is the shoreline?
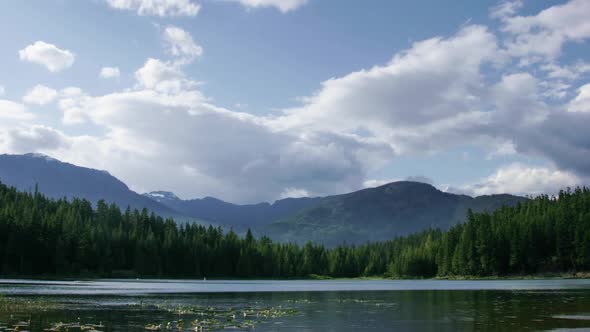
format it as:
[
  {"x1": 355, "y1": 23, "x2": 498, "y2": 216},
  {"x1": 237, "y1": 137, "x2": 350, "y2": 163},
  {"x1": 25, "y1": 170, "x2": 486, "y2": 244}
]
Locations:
[{"x1": 1, "y1": 272, "x2": 589, "y2": 282}]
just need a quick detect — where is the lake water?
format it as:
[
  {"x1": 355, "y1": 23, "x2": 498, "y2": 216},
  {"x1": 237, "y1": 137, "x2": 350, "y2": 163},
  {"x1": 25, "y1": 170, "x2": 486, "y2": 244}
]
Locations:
[{"x1": 1, "y1": 279, "x2": 590, "y2": 331}]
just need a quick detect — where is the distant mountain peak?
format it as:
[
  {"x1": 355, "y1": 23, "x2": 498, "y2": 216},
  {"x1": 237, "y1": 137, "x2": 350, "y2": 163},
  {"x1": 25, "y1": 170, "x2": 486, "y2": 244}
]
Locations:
[
  {"x1": 380, "y1": 180, "x2": 437, "y2": 189},
  {"x1": 23, "y1": 152, "x2": 58, "y2": 162},
  {"x1": 365, "y1": 180, "x2": 441, "y2": 196}
]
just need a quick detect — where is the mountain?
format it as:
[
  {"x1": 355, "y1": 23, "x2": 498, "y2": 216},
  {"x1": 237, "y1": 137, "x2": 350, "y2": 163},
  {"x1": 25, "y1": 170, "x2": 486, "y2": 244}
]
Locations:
[
  {"x1": 264, "y1": 181, "x2": 527, "y2": 246},
  {"x1": 0, "y1": 153, "x2": 179, "y2": 218},
  {"x1": 144, "y1": 191, "x2": 321, "y2": 227},
  {"x1": 0, "y1": 154, "x2": 526, "y2": 245}
]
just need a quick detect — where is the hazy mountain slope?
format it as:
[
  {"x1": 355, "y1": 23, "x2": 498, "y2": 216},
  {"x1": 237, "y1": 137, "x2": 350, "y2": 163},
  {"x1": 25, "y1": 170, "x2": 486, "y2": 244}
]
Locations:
[
  {"x1": 0, "y1": 153, "x2": 180, "y2": 218},
  {"x1": 145, "y1": 191, "x2": 321, "y2": 226},
  {"x1": 264, "y1": 181, "x2": 527, "y2": 246}
]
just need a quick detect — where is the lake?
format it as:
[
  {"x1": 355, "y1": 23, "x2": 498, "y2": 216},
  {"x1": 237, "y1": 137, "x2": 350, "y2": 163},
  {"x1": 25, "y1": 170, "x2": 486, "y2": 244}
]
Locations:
[{"x1": 1, "y1": 279, "x2": 590, "y2": 331}]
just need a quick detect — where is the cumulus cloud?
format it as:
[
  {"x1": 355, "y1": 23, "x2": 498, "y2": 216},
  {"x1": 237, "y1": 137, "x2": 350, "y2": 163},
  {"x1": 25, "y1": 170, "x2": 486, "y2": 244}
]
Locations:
[
  {"x1": 162, "y1": 26, "x2": 203, "y2": 64},
  {"x1": 0, "y1": 100, "x2": 33, "y2": 121},
  {"x1": 18, "y1": 41, "x2": 75, "y2": 73},
  {"x1": 57, "y1": 87, "x2": 91, "y2": 125},
  {"x1": 540, "y1": 61, "x2": 590, "y2": 81},
  {"x1": 268, "y1": 19, "x2": 590, "y2": 189},
  {"x1": 513, "y1": 108, "x2": 590, "y2": 180},
  {"x1": 105, "y1": 0, "x2": 200, "y2": 16},
  {"x1": 568, "y1": 83, "x2": 590, "y2": 113},
  {"x1": 4, "y1": 1, "x2": 590, "y2": 202},
  {"x1": 498, "y1": 0, "x2": 590, "y2": 60},
  {"x1": 489, "y1": 0, "x2": 523, "y2": 21},
  {"x1": 24, "y1": 57, "x2": 392, "y2": 202},
  {"x1": 273, "y1": 25, "x2": 498, "y2": 154},
  {"x1": 1, "y1": 125, "x2": 70, "y2": 154},
  {"x1": 134, "y1": 58, "x2": 191, "y2": 92},
  {"x1": 0, "y1": 100, "x2": 38, "y2": 153},
  {"x1": 22, "y1": 85, "x2": 58, "y2": 105},
  {"x1": 454, "y1": 163, "x2": 583, "y2": 197},
  {"x1": 227, "y1": 0, "x2": 308, "y2": 12},
  {"x1": 99, "y1": 67, "x2": 121, "y2": 79}
]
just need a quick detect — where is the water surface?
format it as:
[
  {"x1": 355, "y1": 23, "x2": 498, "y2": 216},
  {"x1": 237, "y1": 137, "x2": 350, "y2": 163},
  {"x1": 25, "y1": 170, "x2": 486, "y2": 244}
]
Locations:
[{"x1": 1, "y1": 279, "x2": 590, "y2": 331}]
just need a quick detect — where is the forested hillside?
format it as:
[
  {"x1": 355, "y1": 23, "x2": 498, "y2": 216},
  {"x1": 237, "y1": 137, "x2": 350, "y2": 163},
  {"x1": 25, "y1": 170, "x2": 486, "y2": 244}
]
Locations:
[
  {"x1": 0, "y1": 153, "x2": 179, "y2": 218},
  {"x1": 0, "y1": 181, "x2": 588, "y2": 278},
  {"x1": 267, "y1": 181, "x2": 526, "y2": 246}
]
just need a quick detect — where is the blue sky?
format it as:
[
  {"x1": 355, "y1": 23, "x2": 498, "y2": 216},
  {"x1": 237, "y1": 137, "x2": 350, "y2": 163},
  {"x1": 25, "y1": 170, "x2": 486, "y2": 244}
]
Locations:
[{"x1": 1, "y1": 0, "x2": 589, "y2": 203}]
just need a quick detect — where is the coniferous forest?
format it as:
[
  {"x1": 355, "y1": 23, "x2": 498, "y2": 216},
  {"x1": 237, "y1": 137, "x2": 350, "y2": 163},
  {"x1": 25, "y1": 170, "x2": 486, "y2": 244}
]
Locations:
[{"x1": 0, "y1": 181, "x2": 589, "y2": 278}]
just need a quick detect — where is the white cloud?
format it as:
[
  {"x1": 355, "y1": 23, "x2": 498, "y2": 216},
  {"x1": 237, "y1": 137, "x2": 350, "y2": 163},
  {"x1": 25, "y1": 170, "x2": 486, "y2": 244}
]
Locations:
[
  {"x1": 498, "y1": 0, "x2": 590, "y2": 60},
  {"x1": 0, "y1": 100, "x2": 33, "y2": 121},
  {"x1": 105, "y1": 0, "x2": 200, "y2": 16},
  {"x1": 0, "y1": 99, "x2": 39, "y2": 154},
  {"x1": 274, "y1": 25, "x2": 499, "y2": 154},
  {"x1": 162, "y1": 26, "x2": 203, "y2": 64},
  {"x1": 455, "y1": 163, "x2": 583, "y2": 197},
  {"x1": 0, "y1": 86, "x2": 5, "y2": 96},
  {"x1": 568, "y1": 83, "x2": 590, "y2": 113},
  {"x1": 279, "y1": 187, "x2": 310, "y2": 199},
  {"x1": 22, "y1": 85, "x2": 58, "y2": 105},
  {"x1": 490, "y1": 0, "x2": 523, "y2": 21},
  {"x1": 1, "y1": 125, "x2": 70, "y2": 154},
  {"x1": 486, "y1": 140, "x2": 517, "y2": 159},
  {"x1": 134, "y1": 58, "x2": 190, "y2": 92},
  {"x1": 540, "y1": 61, "x2": 590, "y2": 81},
  {"x1": 99, "y1": 67, "x2": 121, "y2": 79},
  {"x1": 4, "y1": 1, "x2": 590, "y2": 201},
  {"x1": 18, "y1": 41, "x2": 75, "y2": 73},
  {"x1": 57, "y1": 87, "x2": 91, "y2": 125},
  {"x1": 489, "y1": 72, "x2": 548, "y2": 126},
  {"x1": 227, "y1": 0, "x2": 307, "y2": 12},
  {"x1": 20, "y1": 57, "x2": 392, "y2": 202}
]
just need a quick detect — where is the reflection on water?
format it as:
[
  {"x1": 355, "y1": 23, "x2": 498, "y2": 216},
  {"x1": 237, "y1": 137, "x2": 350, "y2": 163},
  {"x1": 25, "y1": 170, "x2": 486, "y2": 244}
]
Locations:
[
  {"x1": 2, "y1": 279, "x2": 590, "y2": 295},
  {"x1": 1, "y1": 279, "x2": 590, "y2": 331}
]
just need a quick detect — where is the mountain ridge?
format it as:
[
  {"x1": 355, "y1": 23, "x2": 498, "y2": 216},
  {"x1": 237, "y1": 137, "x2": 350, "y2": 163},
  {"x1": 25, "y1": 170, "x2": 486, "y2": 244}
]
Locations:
[
  {"x1": 0, "y1": 153, "x2": 180, "y2": 218},
  {"x1": 144, "y1": 190, "x2": 322, "y2": 227},
  {"x1": 265, "y1": 181, "x2": 527, "y2": 245},
  {"x1": 0, "y1": 153, "x2": 526, "y2": 245}
]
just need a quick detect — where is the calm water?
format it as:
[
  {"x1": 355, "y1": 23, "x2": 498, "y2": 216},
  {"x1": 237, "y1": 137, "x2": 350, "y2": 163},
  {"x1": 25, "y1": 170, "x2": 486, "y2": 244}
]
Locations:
[{"x1": 1, "y1": 279, "x2": 590, "y2": 331}]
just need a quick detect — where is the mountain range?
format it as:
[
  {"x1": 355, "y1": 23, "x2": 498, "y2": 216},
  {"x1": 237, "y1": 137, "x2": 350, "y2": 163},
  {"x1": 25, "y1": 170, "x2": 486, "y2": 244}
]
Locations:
[
  {"x1": 0, "y1": 153, "x2": 527, "y2": 245},
  {"x1": 144, "y1": 191, "x2": 321, "y2": 227}
]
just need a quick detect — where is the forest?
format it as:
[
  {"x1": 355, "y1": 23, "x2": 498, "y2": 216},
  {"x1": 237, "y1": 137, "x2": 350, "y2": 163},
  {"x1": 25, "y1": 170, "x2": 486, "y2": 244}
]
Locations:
[{"x1": 0, "y1": 181, "x2": 589, "y2": 278}]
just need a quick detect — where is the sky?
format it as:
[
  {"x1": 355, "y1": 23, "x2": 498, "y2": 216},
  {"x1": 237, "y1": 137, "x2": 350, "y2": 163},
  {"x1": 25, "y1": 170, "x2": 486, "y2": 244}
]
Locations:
[{"x1": 1, "y1": 0, "x2": 590, "y2": 203}]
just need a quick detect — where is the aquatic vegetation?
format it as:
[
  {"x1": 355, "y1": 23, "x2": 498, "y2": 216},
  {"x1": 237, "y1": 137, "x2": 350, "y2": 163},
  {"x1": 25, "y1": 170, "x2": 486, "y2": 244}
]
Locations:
[
  {"x1": 4, "y1": 321, "x2": 102, "y2": 332},
  {"x1": 334, "y1": 298, "x2": 399, "y2": 307},
  {"x1": 0, "y1": 295, "x2": 298, "y2": 332},
  {"x1": 141, "y1": 304, "x2": 298, "y2": 331},
  {"x1": 0, "y1": 296, "x2": 60, "y2": 312},
  {"x1": 44, "y1": 321, "x2": 104, "y2": 332},
  {"x1": 284, "y1": 299, "x2": 316, "y2": 304}
]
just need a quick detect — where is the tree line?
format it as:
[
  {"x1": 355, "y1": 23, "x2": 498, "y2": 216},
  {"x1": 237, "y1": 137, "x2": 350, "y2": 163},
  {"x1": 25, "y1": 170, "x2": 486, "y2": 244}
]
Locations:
[{"x1": 0, "y1": 181, "x2": 589, "y2": 278}]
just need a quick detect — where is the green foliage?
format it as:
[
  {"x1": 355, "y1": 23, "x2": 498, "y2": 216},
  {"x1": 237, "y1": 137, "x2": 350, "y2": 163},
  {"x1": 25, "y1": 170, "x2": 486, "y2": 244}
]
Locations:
[
  {"x1": 0, "y1": 181, "x2": 588, "y2": 278},
  {"x1": 268, "y1": 182, "x2": 525, "y2": 246},
  {"x1": 387, "y1": 188, "x2": 590, "y2": 277}
]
